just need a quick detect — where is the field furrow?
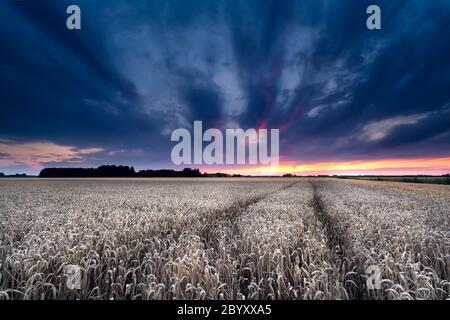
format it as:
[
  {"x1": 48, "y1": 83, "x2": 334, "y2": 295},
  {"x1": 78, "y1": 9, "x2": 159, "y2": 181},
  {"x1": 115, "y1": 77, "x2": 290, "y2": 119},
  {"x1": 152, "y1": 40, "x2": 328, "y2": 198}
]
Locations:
[{"x1": 313, "y1": 179, "x2": 450, "y2": 300}]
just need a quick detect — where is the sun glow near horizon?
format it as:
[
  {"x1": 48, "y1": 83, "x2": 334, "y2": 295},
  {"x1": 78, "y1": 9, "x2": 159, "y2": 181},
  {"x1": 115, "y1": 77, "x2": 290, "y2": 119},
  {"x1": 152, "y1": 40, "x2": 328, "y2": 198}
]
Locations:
[{"x1": 201, "y1": 156, "x2": 450, "y2": 176}]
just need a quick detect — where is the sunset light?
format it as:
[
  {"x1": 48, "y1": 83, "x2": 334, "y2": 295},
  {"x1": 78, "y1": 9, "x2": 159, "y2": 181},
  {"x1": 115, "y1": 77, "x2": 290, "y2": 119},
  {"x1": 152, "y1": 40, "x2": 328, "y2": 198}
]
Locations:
[{"x1": 202, "y1": 157, "x2": 450, "y2": 176}]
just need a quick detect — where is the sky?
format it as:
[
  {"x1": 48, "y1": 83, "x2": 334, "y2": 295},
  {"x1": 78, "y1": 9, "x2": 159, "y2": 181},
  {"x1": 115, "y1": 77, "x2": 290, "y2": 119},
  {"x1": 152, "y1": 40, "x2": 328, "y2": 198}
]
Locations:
[{"x1": 0, "y1": 0, "x2": 449, "y2": 176}]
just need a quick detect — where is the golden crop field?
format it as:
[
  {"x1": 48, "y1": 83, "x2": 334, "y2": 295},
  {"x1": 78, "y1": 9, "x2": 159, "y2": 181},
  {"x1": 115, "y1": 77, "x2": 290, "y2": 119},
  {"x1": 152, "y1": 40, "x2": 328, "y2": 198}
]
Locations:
[{"x1": 0, "y1": 178, "x2": 448, "y2": 300}]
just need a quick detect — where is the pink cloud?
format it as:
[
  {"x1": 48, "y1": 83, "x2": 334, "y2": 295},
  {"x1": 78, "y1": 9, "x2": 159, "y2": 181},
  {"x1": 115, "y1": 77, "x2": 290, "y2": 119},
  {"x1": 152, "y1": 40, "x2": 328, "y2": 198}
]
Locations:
[{"x1": 0, "y1": 140, "x2": 103, "y2": 169}]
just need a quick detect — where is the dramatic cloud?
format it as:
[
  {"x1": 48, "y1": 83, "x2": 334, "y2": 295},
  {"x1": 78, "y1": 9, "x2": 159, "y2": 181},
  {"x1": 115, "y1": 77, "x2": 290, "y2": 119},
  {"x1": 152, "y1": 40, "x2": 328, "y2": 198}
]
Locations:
[
  {"x1": 360, "y1": 113, "x2": 431, "y2": 142},
  {"x1": 0, "y1": 0, "x2": 449, "y2": 174},
  {"x1": 0, "y1": 140, "x2": 103, "y2": 168}
]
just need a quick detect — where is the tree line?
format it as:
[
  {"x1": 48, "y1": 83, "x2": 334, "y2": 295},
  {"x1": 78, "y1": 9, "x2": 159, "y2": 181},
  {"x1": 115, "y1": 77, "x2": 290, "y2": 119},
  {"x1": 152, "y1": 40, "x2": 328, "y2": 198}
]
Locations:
[{"x1": 38, "y1": 166, "x2": 211, "y2": 178}]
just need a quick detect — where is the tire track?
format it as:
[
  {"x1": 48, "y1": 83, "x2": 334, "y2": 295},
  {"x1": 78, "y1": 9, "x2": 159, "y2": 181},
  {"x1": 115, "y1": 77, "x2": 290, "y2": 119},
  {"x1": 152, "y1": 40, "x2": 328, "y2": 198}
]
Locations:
[
  {"x1": 199, "y1": 193, "x2": 267, "y2": 251},
  {"x1": 200, "y1": 181, "x2": 299, "y2": 251},
  {"x1": 310, "y1": 180, "x2": 367, "y2": 299},
  {"x1": 200, "y1": 181, "x2": 299, "y2": 297}
]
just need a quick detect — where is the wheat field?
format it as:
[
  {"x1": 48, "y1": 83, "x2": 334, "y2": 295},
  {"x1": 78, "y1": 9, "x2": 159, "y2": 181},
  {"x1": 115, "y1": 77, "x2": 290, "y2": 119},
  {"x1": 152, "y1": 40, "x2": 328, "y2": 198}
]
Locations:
[{"x1": 0, "y1": 178, "x2": 448, "y2": 300}]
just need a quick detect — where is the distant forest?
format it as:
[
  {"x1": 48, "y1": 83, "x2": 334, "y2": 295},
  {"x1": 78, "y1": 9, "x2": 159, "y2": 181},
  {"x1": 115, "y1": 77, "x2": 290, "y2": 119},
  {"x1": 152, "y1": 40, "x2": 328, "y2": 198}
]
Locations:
[{"x1": 38, "y1": 166, "x2": 232, "y2": 178}]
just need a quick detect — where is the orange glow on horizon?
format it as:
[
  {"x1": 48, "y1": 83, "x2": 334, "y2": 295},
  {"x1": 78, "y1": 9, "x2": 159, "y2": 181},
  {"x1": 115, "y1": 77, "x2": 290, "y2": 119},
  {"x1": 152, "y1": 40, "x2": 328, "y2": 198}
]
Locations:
[{"x1": 201, "y1": 157, "x2": 450, "y2": 176}]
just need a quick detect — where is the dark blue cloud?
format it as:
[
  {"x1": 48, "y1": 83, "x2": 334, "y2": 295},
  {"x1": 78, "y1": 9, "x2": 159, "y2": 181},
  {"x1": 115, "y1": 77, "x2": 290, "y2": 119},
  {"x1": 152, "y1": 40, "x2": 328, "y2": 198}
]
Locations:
[{"x1": 0, "y1": 0, "x2": 449, "y2": 173}]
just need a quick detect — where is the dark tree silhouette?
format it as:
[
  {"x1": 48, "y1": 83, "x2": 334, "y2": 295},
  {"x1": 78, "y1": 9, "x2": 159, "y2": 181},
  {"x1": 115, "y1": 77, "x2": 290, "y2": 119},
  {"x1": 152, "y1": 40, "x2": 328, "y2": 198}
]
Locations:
[
  {"x1": 39, "y1": 166, "x2": 204, "y2": 178},
  {"x1": 39, "y1": 165, "x2": 135, "y2": 178},
  {"x1": 137, "y1": 168, "x2": 202, "y2": 177}
]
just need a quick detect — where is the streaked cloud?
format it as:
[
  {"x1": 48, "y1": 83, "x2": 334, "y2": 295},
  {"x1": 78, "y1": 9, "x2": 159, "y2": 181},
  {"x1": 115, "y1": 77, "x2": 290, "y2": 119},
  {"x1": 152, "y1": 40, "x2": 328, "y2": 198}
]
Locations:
[
  {"x1": 360, "y1": 113, "x2": 430, "y2": 142},
  {"x1": 0, "y1": 140, "x2": 103, "y2": 168},
  {"x1": 0, "y1": 1, "x2": 449, "y2": 174}
]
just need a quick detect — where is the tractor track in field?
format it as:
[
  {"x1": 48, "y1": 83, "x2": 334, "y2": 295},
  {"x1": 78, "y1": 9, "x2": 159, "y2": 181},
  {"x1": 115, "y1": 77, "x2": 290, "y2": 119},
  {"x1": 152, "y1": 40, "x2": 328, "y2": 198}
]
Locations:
[
  {"x1": 199, "y1": 181, "x2": 299, "y2": 297},
  {"x1": 200, "y1": 181, "x2": 299, "y2": 251},
  {"x1": 310, "y1": 181, "x2": 368, "y2": 299}
]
